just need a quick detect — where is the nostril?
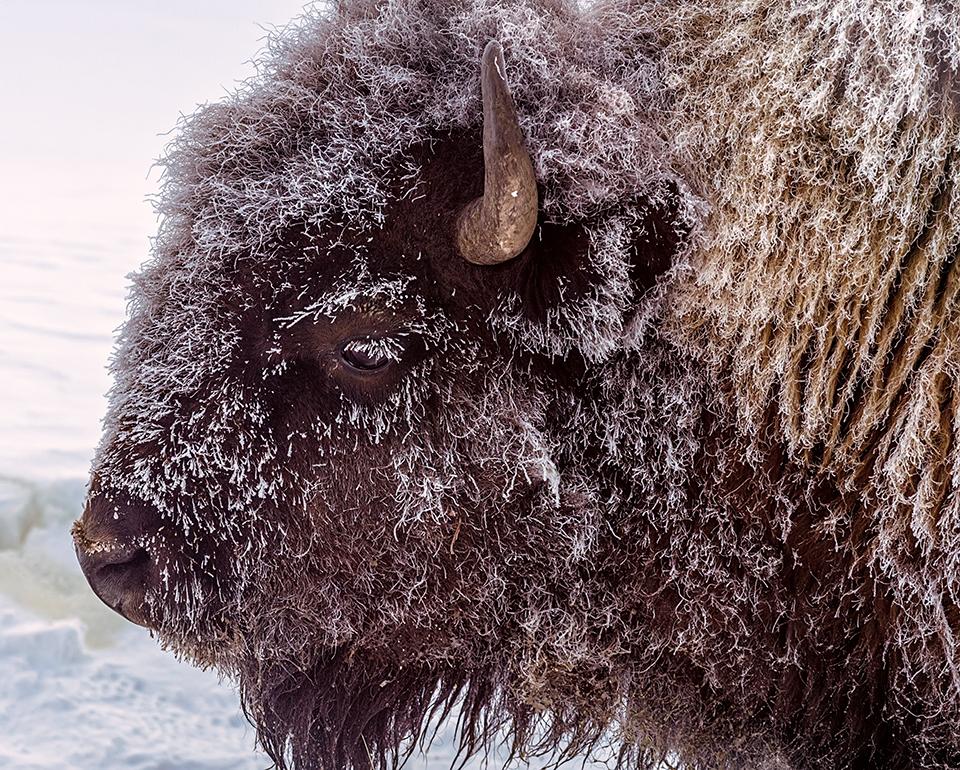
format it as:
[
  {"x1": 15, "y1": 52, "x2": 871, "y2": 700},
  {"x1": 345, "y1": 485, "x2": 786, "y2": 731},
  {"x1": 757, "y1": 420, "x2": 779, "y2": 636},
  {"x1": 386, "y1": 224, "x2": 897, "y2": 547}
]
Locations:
[
  {"x1": 96, "y1": 547, "x2": 150, "y2": 579},
  {"x1": 75, "y1": 490, "x2": 165, "y2": 629},
  {"x1": 78, "y1": 544, "x2": 156, "y2": 627}
]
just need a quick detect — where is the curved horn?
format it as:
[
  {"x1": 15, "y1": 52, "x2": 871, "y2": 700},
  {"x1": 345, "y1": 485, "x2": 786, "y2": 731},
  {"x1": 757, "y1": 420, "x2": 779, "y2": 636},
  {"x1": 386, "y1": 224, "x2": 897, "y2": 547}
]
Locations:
[{"x1": 456, "y1": 41, "x2": 539, "y2": 266}]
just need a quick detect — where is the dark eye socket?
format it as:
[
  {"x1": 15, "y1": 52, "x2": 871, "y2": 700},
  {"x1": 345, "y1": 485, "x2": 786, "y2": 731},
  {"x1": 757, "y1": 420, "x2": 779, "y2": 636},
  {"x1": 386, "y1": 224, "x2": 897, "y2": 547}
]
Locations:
[{"x1": 339, "y1": 336, "x2": 401, "y2": 372}]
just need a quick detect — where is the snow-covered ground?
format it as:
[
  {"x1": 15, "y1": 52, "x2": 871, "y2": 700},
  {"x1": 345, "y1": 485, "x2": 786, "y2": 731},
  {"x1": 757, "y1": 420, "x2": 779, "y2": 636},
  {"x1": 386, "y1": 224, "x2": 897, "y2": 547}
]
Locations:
[{"x1": 0, "y1": 225, "x2": 275, "y2": 769}]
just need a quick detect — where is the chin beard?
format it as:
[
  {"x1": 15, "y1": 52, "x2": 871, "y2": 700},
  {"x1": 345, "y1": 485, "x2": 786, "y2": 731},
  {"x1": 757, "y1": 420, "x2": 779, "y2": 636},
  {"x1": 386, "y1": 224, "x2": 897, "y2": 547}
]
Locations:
[
  {"x1": 237, "y1": 646, "x2": 471, "y2": 770},
  {"x1": 234, "y1": 641, "x2": 631, "y2": 770}
]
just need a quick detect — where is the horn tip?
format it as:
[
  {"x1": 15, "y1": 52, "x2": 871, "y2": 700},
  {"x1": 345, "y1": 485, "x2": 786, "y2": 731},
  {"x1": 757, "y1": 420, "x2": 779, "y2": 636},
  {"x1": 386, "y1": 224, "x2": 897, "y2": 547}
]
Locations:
[
  {"x1": 482, "y1": 39, "x2": 504, "y2": 72},
  {"x1": 482, "y1": 39, "x2": 502, "y2": 57}
]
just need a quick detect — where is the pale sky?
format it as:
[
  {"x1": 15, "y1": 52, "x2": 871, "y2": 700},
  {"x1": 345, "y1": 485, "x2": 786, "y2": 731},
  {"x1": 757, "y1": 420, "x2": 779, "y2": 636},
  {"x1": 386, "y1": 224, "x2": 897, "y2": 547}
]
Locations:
[{"x1": 0, "y1": 0, "x2": 310, "y2": 240}]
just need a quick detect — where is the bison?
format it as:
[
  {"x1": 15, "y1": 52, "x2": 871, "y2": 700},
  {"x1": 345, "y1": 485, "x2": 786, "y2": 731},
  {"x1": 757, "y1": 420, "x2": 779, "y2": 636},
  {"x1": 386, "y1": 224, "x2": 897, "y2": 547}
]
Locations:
[{"x1": 72, "y1": 0, "x2": 960, "y2": 768}]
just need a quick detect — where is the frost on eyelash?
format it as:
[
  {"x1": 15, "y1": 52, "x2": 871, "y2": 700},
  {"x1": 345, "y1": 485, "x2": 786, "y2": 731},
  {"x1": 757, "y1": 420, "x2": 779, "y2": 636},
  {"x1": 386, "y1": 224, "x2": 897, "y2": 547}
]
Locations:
[{"x1": 342, "y1": 335, "x2": 406, "y2": 363}]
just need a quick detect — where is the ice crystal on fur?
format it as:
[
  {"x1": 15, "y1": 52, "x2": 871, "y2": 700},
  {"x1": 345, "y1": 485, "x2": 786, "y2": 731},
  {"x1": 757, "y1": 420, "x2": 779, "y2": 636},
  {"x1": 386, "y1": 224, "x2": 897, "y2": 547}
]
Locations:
[{"x1": 81, "y1": 0, "x2": 960, "y2": 769}]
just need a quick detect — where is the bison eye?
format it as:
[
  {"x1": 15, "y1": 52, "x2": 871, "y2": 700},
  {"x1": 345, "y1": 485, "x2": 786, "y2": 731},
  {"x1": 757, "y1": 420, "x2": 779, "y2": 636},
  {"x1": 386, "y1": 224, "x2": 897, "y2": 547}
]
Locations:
[{"x1": 339, "y1": 336, "x2": 403, "y2": 372}]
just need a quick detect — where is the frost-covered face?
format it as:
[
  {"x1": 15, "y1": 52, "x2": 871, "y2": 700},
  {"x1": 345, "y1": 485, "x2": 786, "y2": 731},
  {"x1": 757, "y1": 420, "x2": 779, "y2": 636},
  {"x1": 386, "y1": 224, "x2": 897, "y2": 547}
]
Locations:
[
  {"x1": 74, "y1": 127, "x2": 552, "y2": 637},
  {"x1": 72, "y1": 23, "x2": 684, "y2": 769},
  {"x1": 73, "y1": 122, "x2": 655, "y2": 763}
]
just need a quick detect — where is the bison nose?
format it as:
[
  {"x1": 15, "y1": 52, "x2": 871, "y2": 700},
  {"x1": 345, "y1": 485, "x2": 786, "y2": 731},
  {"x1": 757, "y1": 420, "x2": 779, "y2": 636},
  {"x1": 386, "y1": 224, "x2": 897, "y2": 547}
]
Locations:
[
  {"x1": 73, "y1": 491, "x2": 162, "y2": 628},
  {"x1": 76, "y1": 544, "x2": 154, "y2": 626}
]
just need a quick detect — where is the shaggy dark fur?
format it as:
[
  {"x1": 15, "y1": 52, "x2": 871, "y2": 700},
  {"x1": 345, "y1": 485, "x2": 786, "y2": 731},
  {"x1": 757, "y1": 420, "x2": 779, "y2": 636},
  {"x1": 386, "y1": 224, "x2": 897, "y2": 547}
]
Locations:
[{"x1": 74, "y1": 1, "x2": 960, "y2": 768}]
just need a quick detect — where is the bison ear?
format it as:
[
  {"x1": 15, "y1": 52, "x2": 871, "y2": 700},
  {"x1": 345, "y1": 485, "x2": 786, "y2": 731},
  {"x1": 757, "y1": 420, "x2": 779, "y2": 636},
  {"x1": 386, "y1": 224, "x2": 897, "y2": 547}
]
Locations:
[
  {"x1": 627, "y1": 190, "x2": 688, "y2": 295},
  {"x1": 507, "y1": 193, "x2": 685, "y2": 332},
  {"x1": 509, "y1": 219, "x2": 594, "y2": 323}
]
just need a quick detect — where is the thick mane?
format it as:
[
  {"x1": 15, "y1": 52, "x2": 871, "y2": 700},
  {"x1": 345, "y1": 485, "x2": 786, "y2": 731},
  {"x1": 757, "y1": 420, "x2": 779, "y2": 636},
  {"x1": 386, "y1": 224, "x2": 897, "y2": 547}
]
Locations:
[{"x1": 654, "y1": 3, "x2": 960, "y2": 756}]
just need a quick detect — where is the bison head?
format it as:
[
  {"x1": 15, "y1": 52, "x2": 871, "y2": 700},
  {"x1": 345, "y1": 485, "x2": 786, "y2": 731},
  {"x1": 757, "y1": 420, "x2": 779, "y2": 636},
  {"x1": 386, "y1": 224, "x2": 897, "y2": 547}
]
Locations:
[{"x1": 73, "y1": 4, "x2": 687, "y2": 768}]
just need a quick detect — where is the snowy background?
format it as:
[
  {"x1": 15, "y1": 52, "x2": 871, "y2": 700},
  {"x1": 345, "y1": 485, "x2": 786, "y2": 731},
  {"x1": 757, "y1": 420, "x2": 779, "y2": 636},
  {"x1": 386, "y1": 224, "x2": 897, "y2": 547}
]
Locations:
[
  {"x1": 0, "y1": 3, "x2": 309, "y2": 766},
  {"x1": 0, "y1": 2, "x2": 500, "y2": 768}
]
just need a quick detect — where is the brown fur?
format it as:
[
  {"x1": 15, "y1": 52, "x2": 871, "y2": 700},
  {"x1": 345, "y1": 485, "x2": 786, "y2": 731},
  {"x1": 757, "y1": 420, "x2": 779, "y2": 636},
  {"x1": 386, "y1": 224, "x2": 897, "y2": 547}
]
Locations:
[{"x1": 76, "y1": 1, "x2": 960, "y2": 768}]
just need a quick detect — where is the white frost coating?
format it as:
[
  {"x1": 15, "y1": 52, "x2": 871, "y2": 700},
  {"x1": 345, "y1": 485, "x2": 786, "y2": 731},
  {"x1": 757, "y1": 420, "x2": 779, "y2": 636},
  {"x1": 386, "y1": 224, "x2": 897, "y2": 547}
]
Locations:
[
  {"x1": 86, "y1": 0, "x2": 960, "y2": 768},
  {"x1": 343, "y1": 335, "x2": 407, "y2": 364},
  {"x1": 277, "y1": 261, "x2": 417, "y2": 328}
]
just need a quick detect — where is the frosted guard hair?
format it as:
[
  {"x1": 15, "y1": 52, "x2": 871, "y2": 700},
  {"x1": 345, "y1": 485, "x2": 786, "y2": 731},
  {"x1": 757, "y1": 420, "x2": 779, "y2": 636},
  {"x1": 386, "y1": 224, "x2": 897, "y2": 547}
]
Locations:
[{"x1": 76, "y1": 1, "x2": 960, "y2": 769}]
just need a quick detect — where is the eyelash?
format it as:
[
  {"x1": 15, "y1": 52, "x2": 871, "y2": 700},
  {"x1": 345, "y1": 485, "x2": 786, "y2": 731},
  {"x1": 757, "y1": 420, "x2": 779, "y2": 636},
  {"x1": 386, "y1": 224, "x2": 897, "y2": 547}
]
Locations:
[{"x1": 339, "y1": 335, "x2": 407, "y2": 372}]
